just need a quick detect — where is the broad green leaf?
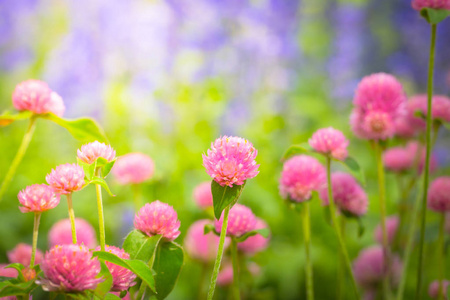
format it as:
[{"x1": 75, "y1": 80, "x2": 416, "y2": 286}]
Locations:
[
  {"x1": 41, "y1": 113, "x2": 108, "y2": 143},
  {"x1": 5, "y1": 263, "x2": 25, "y2": 282},
  {"x1": 153, "y1": 242, "x2": 184, "y2": 300},
  {"x1": 102, "y1": 159, "x2": 116, "y2": 178},
  {"x1": 281, "y1": 143, "x2": 312, "y2": 161},
  {"x1": 339, "y1": 156, "x2": 365, "y2": 185},
  {"x1": 0, "y1": 280, "x2": 35, "y2": 297},
  {"x1": 104, "y1": 293, "x2": 122, "y2": 300},
  {"x1": 211, "y1": 180, "x2": 246, "y2": 220},
  {"x1": 123, "y1": 230, "x2": 161, "y2": 262},
  {"x1": 119, "y1": 290, "x2": 128, "y2": 298},
  {"x1": 77, "y1": 158, "x2": 96, "y2": 181},
  {"x1": 90, "y1": 176, "x2": 115, "y2": 196},
  {"x1": 0, "y1": 110, "x2": 32, "y2": 126},
  {"x1": 420, "y1": 7, "x2": 450, "y2": 24},
  {"x1": 94, "y1": 261, "x2": 113, "y2": 298},
  {"x1": 235, "y1": 228, "x2": 270, "y2": 243}
]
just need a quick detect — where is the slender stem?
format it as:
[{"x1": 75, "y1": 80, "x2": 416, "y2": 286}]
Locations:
[
  {"x1": 416, "y1": 23, "x2": 437, "y2": 300},
  {"x1": 438, "y1": 213, "x2": 445, "y2": 300},
  {"x1": 66, "y1": 193, "x2": 77, "y2": 244},
  {"x1": 231, "y1": 238, "x2": 240, "y2": 300},
  {"x1": 301, "y1": 201, "x2": 314, "y2": 300},
  {"x1": 337, "y1": 217, "x2": 346, "y2": 300},
  {"x1": 30, "y1": 212, "x2": 41, "y2": 268},
  {"x1": 326, "y1": 156, "x2": 360, "y2": 300},
  {"x1": 95, "y1": 168, "x2": 106, "y2": 251},
  {"x1": 0, "y1": 116, "x2": 37, "y2": 202},
  {"x1": 207, "y1": 205, "x2": 231, "y2": 300}
]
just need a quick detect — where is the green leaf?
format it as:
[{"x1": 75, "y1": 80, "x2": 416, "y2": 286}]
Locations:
[
  {"x1": 5, "y1": 263, "x2": 25, "y2": 282},
  {"x1": 123, "y1": 230, "x2": 162, "y2": 262},
  {"x1": 77, "y1": 158, "x2": 96, "y2": 181},
  {"x1": 235, "y1": 228, "x2": 270, "y2": 243},
  {"x1": 0, "y1": 277, "x2": 11, "y2": 283},
  {"x1": 0, "y1": 280, "x2": 36, "y2": 297},
  {"x1": 104, "y1": 294, "x2": 122, "y2": 300},
  {"x1": 281, "y1": 143, "x2": 312, "y2": 161},
  {"x1": 203, "y1": 223, "x2": 217, "y2": 236},
  {"x1": 41, "y1": 113, "x2": 108, "y2": 143},
  {"x1": 90, "y1": 176, "x2": 115, "y2": 196},
  {"x1": 153, "y1": 242, "x2": 184, "y2": 300},
  {"x1": 0, "y1": 110, "x2": 32, "y2": 126},
  {"x1": 119, "y1": 290, "x2": 128, "y2": 298},
  {"x1": 420, "y1": 7, "x2": 450, "y2": 24},
  {"x1": 94, "y1": 261, "x2": 113, "y2": 298},
  {"x1": 92, "y1": 251, "x2": 155, "y2": 292},
  {"x1": 211, "y1": 180, "x2": 246, "y2": 220},
  {"x1": 339, "y1": 156, "x2": 365, "y2": 185},
  {"x1": 102, "y1": 159, "x2": 116, "y2": 178}
]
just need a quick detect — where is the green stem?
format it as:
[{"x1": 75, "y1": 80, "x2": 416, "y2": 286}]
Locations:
[
  {"x1": 301, "y1": 201, "x2": 314, "y2": 300},
  {"x1": 231, "y1": 238, "x2": 240, "y2": 300},
  {"x1": 438, "y1": 213, "x2": 445, "y2": 300},
  {"x1": 416, "y1": 23, "x2": 437, "y2": 300},
  {"x1": 95, "y1": 168, "x2": 106, "y2": 251},
  {"x1": 326, "y1": 156, "x2": 360, "y2": 300},
  {"x1": 337, "y1": 217, "x2": 346, "y2": 300},
  {"x1": 30, "y1": 212, "x2": 41, "y2": 268},
  {"x1": 0, "y1": 116, "x2": 37, "y2": 202},
  {"x1": 66, "y1": 193, "x2": 77, "y2": 244},
  {"x1": 207, "y1": 205, "x2": 231, "y2": 300}
]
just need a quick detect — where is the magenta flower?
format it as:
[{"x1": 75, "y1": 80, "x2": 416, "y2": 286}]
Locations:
[
  {"x1": 394, "y1": 110, "x2": 418, "y2": 138},
  {"x1": 374, "y1": 216, "x2": 399, "y2": 245},
  {"x1": 37, "y1": 244, "x2": 103, "y2": 292},
  {"x1": 48, "y1": 218, "x2": 97, "y2": 248},
  {"x1": 428, "y1": 177, "x2": 450, "y2": 212},
  {"x1": 428, "y1": 280, "x2": 450, "y2": 299},
  {"x1": 309, "y1": 127, "x2": 349, "y2": 160},
  {"x1": 237, "y1": 218, "x2": 270, "y2": 254},
  {"x1": 0, "y1": 264, "x2": 18, "y2": 278},
  {"x1": 46, "y1": 163, "x2": 85, "y2": 195},
  {"x1": 203, "y1": 136, "x2": 259, "y2": 187},
  {"x1": 77, "y1": 141, "x2": 116, "y2": 165},
  {"x1": 112, "y1": 152, "x2": 155, "y2": 185},
  {"x1": 134, "y1": 200, "x2": 181, "y2": 241},
  {"x1": 95, "y1": 245, "x2": 136, "y2": 291},
  {"x1": 17, "y1": 184, "x2": 60, "y2": 213},
  {"x1": 7, "y1": 243, "x2": 43, "y2": 267},
  {"x1": 193, "y1": 181, "x2": 213, "y2": 208},
  {"x1": 407, "y1": 94, "x2": 450, "y2": 127},
  {"x1": 383, "y1": 146, "x2": 414, "y2": 173},
  {"x1": 280, "y1": 155, "x2": 326, "y2": 203},
  {"x1": 215, "y1": 204, "x2": 257, "y2": 237},
  {"x1": 412, "y1": 0, "x2": 450, "y2": 10}
]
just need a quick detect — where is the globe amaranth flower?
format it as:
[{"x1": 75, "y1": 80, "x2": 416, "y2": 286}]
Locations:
[
  {"x1": 7, "y1": 243, "x2": 43, "y2": 266},
  {"x1": 237, "y1": 218, "x2": 270, "y2": 254},
  {"x1": 46, "y1": 163, "x2": 85, "y2": 194},
  {"x1": 351, "y1": 73, "x2": 406, "y2": 140},
  {"x1": 428, "y1": 177, "x2": 450, "y2": 212},
  {"x1": 77, "y1": 141, "x2": 116, "y2": 165},
  {"x1": 18, "y1": 184, "x2": 60, "y2": 213},
  {"x1": 193, "y1": 181, "x2": 213, "y2": 208},
  {"x1": 319, "y1": 172, "x2": 368, "y2": 216},
  {"x1": 112, "y1": 152, "x2": 155, "y2": 184},
  {"x1": 37, "y1": 244, "x2": 103, "y2": 292},
  {"x1": 94, "y1": 245, "x2": 136, "y2": 291},
  {"x1": 48, "y1": 218, "x2": 97, "y2": 248},
  {"x1": 215, "y1": 204, "x2": 257, "y2": 237},
  {"x1": 134, "y1": 200, "x2": 181, "y2": 241},
  {"x1": 203, "y1": 136, "x2": 259, "y2": 187},
  {"x1": 309, "y1": 127, "x2": 349, "y2": 160},
  {"x1": 184, "y1": 219, "x2": 230, "y2": 262},
  {"x1": 428, "y1": 280, "x2": 450, "y2": 299},
  {"x1": 383, "y1": 142, "x2": 437, "y2": 174},
  {"x1": 0, "y1": 264, "x2": 18, "y2": 278},
  {"x1": 280, "y1": 155, "x2": 326, "y2": 203},
  {"x1": 374, "y1": 215, "x2": 399, "y2": 245},
  {"x1": 412, "y1": 0, "x2": 450, "y2": 10},
  {"x1": 407, "y1": 94, "x2": 450, "y2": 127}
]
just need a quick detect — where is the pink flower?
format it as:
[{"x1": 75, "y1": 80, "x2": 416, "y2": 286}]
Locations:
[
  {"x1": 37, "y1": 244, "x2": 103, "y2": 292},
  {"x1": 431, "y1": 95, "x2": 450, "y2": 123},
  {"x1": 77, "y1": 141, "x2": 116, "y2": 165},
  {"x1": 412, "y1": 0, "x2": 450, "y2": 10},
  {"x1": 94, "y1": 246, "x2": 136, "y2": 291},
  {"x1": 0, "y1": 264, "x2": 18, "y2": 278},
  {"x1": 407, "y1": 94, "x2": 450, "y2": 127},
  {"x1": 12, "y1": 80, "x2": 52, "y2": 114},
  {"x1": 17, "y1": 184, "x2": 60, "y2": 213},
  {"x1": 112, "y1": 153, "x2": 155, "y2": 185},
  {"x1": 237, "y1": 218, "x2": 270, "y2": 254},
  {"x1": 374, "y1": 216, "x2": 399, "y2": 245},
  {"x1": 394, "y1": 110, "x2": 418, "y2": 138},
  {"x1": 48, "y1": 92, "x2": 65, "y2": 117},
  {"x1": 203, "y1": 136, "x2": 259, "y2": 187},
  {"x1": 48, "y1": 218, "x2": 97, "y2": 248},
  {"x1": 309, "y1": 127, "x2": 349, "y2": 160},
  {"x1": 217, "y1": 262, "x2": 260, "y2": 286},
  {"x1": 46, "y1": 163, "x2": 85, "y2": 195},
  {"x1": 428, "y1": 280, "x2": 450, "y2": 299},
  {"x1": 7, "y1": 243, "x2": 43, "y2": 267},
  {"x1": 184, "y1": 220, "x2": 230, "y2": 262},
  {"x1": 383, "y1": 142, "x2": 437, "y2": 174},
  {"x1": 134, "y1": 200, "x2": 181, "y2": 241},
  {"x1": 215, "y1": 204, "x2": 257, "y2": 237},
  {"x1": 428, "y1": 177, "x2": 450, "y2": 212},
  {"x1": 280, "y1": 155, "x2": 326, "y2": 203},
  {"x1": 193, "y1": 182, "x2": 213, "y2": 208}
]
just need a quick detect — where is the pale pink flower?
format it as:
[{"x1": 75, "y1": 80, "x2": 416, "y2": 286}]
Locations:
[
  {"x1": 17, "y1": 184, "x2": 60, "y2": 213},
  {"x1": 431, "y1": 95, "x2": 450, "y2": 123},
  {"x1": 238, "y1": 218, "x2": 270, "y2": 254},
  {"x1": 193, "y1": 181, "x2": 213, "y2": 208},
  {"x1": 94, "y1": 245, "x2": 136, "y2": 291},
  {"x1": 47, "y1": 92, "x2": 65, "y2": 117},
  {"x1": 374, "y1": 216, "x2": 399, "y2": 245},
  {"x1": 112, "y1": 153, "x2": 155, "y2": 185},
  {"x1": 394, "y1": 111, "x2": 418, "y2": 138},
  {"x1": 407, "y1": 94, "x2": 450, "y2": 127},
  {"x1": 215, "y1": 204, "x2": 257, "y2": 237},
  {"x1": 217, "y1": 262, "x2": 260, "y2": 286},
  {"x1": 77, "y1": 141, "x2": 116, "y2": 165},
  {"x1": 428, "y1": 177, "x2": 450, "y2": 212},
  {"x1": 134, "y1": 200, "x2": 181, "y2": 241},
  {"x1": 383, "y1": 142, "x2": 437, "y2": 174},
  {"x1": 0, "y1": 264, "x2": 18, "y2": 277},
  {"x1": 37, "y1": 244, "x2": 103, "y2": 292},
  {"x1": 46, "y1": 163, "x2": 85, "y2": 195},
  {"x1": 48, "y1": 218, "x2": 97, "y2": 248},
  {"x1": 203, "y1": 136, "x2": 259, "y2": 187},
  {"x1": 309, "y1": 127, "x2": 349, "y2": 160},
  {"x1": 412, "y1": 0, "x2": 450, "y2": 10},
  {"x1": 7, "y1": 243, "x2": 43, "y2": 266},
  {"x1": 12, "y1": 79, "x2": 52, "y2": 114},
  {"x1": 279, "y1": 155, "x2": 326, "y2": 203},
  {"x1": 428, "y1": 280, "x2": 450, "y2": 299}
]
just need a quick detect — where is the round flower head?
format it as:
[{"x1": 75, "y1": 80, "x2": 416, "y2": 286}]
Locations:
[
  {"x1": 18, "y1": 184, "x2": 60, "y2": 213},
  {"x1": 428, "y1": 280, "x2": 450, "y2": 299},
  {"x1": 374, "y1": 215, "x2": 399, "y2": 245},
  {"x1": 279, "y1": 155, "x2": 326, "y2": 203},
  {"x1": 112, "y1": 152, "x2": 155, "y2": 185},
  {"x1": 431, "y1": 95, "x2": 450, "y2": 123},
  {"x1": 309, "y1": 127, "x2": 349, "y2": 160},
  {"x1": 77, "y1": 141, "x2": 116, "y2": 165},
  {"x1": 428, "y1": 177, "x2": 450, "y2": 212},
  {"x1": 7, "y1": 243, "x2": 43, "y2": 266},
  {"x1": 215, "y1": 204, "x2": 257, "y2": 237},
  {"x1": 94, "y1": 246, "x2": 136, "y2": 291},
  {"x1": 0, "y1": 264, "x2": 18, "y2": 278},
  {"x1": 203, "y1": 136, "x2": 259, "y2": 187},
  {"x1": 46, "y1": 163, "x2": 85, "y2": 195},
  {"x1": 319, "y1": 172, "x2": 368, "y2": 216},
  {"x1": 12, "y1": 79, "x2": 52, "y2": 114},
  {"x1": 238, "y1": 218, "x2": 270, "y2": 254},
  {"x1": 193, "y1": 181, "x2": 213, "y2": 208},
  {"x1": 48, "y1": 218, "x2": 97, "y2": 248},
  {"x1": 134, "y1": 200, "x2": 181, "y2": 241},
  {"x1": 184, "y1": 220, "x2": 230, "y2": 262},
  {"x1": 412, "y1": 0, "x2": 450, "y2": 10},
  {"x1": 37, "y1": 244, "x2": 103, "y2": 292},
  {"x1": 48, "y1": 92, "x2": 65, "y2": 117},
  {"x1": 383, "y1": 146, "x2": 414, "y2": 173}
]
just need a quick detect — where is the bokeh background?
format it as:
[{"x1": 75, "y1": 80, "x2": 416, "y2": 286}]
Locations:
[{"x1": 1, "y1": 0, "x2": 450, "y2": 299}]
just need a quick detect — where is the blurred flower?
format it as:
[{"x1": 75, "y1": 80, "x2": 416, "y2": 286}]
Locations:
[
  {"x1": 383, "y1": 141, "x2": 437, "y2": 174},
  {"x1": 428, "y1": 177, "x2": 450, "y2": 212},
  {"x1": 217, "y1": 261, "x2": 260, "y2": 286},
  {"x1": 408, "y1": 94, "x2": 450, "y2": 125},
  {"x1": 112, "y1": 153, "x2": 154, "y2": 185},
  {"x1": 237, "y1": 218, "x2": 270, "y2": 255},
  {"x1": 17, "y1": 184, "x2": 60, "y2": 213},
  {"x1": 46, "y1": 163, "x2": 85, "y2": 195},
  {"x1": 12, "y1": 79, "x2": 52, "y2": 114},
  {"x1": 412, "y1": 0, "x2": 450, "y2": 10},
  {"x1": 279, "y1": 155, "x2": 326, "y2": 203},
  {"x1": 374, "y1": 215, "x2": 399, "y2": 245},
  {"x1": 134, "y1": 200, "x2": 181, "y2": 241},
  {"x1": 0, "y1": 264, "x2": 18, "y2": 278},
  {"x1": 215, "y1": 204, "x2": 257, "y2": 237},
  {"x1": 203, "y1": 136, "x2": 259, "y2": 187},
  {"x1": 47, "y1": 92, "x2": 65, "y2": 117},
  {"x1": 428, "y1": 279, "x2": 450, "y2": 299},
  {"x1": 37, "y1": 244, "x2": 103, "y2": 292},
  {"x1": 48, "y1": 218, "x2": 97, "y2": 248},
  {"x1": 7, "y1": 243, "x2": 43, "y2": 267},
  {"x1": 193, "y1": 181, "x2": 213, "y2": 208},
  {"x1": 309, "y1": 127, "x2": 349, "y2": 160},
  {"x1": 77, "y1": 141, "x2": 116, "y2": 165}
]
